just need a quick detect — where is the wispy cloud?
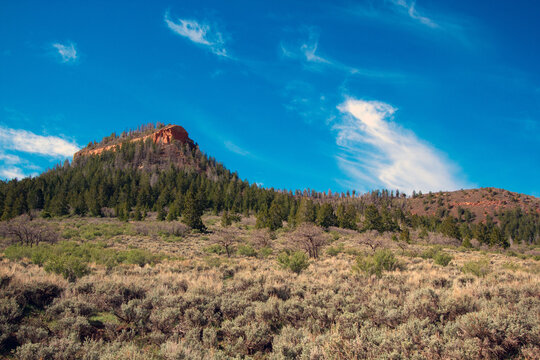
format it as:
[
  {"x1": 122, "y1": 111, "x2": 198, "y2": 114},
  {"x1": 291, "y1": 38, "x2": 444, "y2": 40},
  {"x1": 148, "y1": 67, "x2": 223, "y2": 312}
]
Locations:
[
  {"x1": 345, "y1": 0, "x2": 472, "y2": 45},
  {"x1": 224, "y1": 140, "x2": 251, "y2": 156},
  {"x1": 52, "y1": 42, "x2": 77, "y2": 63},
  {"x1": 0, "y1": 167, "x2": 27, "y2": 180},
  {"x1": 0, "y1": 126, "x2": 79, "y2": 158},
  {"x1": 334, "y1": 98, "x2": 466, "y2": 193},
  {"x1": 299, "y1": 31, "x2": 331, "y2": 64},
  {"x1": 0, "y1": 151, "x2": 34, "y2": 180},
  {"x1": 281, "y1": 29, "x2": 405, "y2": 79},
  {"x1": 164, "y1": 11, "x2": 228, "y2": 57},
  {"x1": 389, "y1": 0, "x2": 438, "y2": 28},
  {"x1": 0, "y1": 152, "x2": 21, "y2": 164}
]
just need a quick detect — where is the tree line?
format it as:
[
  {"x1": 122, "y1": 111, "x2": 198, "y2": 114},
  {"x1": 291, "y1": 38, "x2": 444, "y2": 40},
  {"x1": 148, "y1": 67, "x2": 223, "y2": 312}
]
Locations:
[{"x1": 0, "y1": 135, "x2": 538, "y2": 245}]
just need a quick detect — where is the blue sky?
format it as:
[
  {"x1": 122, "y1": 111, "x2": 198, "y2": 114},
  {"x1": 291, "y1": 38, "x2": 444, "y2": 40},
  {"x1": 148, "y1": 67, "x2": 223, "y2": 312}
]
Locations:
[{"x1": 1, "y1": 0, "x2": 539, "y2": 196}]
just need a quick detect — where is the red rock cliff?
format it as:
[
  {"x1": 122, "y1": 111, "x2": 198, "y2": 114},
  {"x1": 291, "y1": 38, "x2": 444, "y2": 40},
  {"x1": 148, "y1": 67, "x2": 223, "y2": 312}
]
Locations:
[{"x1": 74, "y1": 125, "x2": 193, "y2": 159}]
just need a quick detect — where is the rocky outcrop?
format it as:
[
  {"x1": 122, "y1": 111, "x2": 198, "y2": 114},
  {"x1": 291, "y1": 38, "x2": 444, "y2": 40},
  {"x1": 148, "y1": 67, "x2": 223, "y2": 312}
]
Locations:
[{"x1": 74, "y1": 125, "x2": 193, "y2": 159}]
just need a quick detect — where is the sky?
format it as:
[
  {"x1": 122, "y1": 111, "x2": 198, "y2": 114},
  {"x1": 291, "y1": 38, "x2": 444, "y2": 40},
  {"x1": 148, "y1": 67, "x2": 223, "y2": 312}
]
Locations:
[{"x1": 0, "y1": 0, "x2": 539, "y2": 196}]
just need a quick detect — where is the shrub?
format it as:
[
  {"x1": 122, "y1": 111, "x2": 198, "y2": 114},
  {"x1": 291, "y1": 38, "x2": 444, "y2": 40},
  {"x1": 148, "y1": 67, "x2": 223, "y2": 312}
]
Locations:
[
  {"x1": 326, "y1": 243, "x2": 344, "y2": 257},
  {"x1": 204, "y1": 244, "x2": 225, "y2": 255},
  {"x1": 259, "y1": 247, "x2": 273, "y2": 258},
  {"x1": 44, "y1": 255, "x2": 90, "y2": 282},
  {"x1": 420, "y1": 246, "x2": 443, "y2": 260},
  {"x1": 461, "y1": 258, "x2": 491, "y2": 277},
  {"x1": 433, "y1": 252, "x2": 453, "y2": 267},
  {"x1": 237, "y1": 244, "x2": 257, "y2": 257},
  {"x1": 352, "y1": 249, "x2": 400, "y2": 277},
  {"x1": 123, "y1": 249, "x2": 158, "y2": 267},
  {"x1": 277, "y1": 251, "x2": 310, "y2": 274}
]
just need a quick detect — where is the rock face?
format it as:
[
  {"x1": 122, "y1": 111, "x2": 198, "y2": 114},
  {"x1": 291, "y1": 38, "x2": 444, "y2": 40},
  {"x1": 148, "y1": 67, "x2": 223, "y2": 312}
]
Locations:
[
  {"x1": 74, "y1": 125, "x2": 194, "y2": 159},
  {"x1": 148, "y1": 125, "x2": 191, "y2": 145}
]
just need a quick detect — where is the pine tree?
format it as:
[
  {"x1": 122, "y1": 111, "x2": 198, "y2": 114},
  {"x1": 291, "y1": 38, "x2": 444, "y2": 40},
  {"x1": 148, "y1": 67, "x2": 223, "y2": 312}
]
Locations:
[
  {"x1": 399, "y1": 228, "x2": 410, "y2": 243},
  {"x1": 182, "y1": 190, "x2": 205, "y2": 231},
  {"x1": 132, "y1": 206, "x2": 142, "y2": 221},
  {"x1": 267, "y1": 200, "x2": 283, "y2": 231},
  {"x1": 256, "y1": 205, "x2": 269, "y2": 229},
  {"x1": 296, "y1": 198, "x2": 316, "y2": 224},
  {"x1": 362, "y1": 205, "x2": 383, "y2": 232},
  {"x1": 167, "y1": 203, "x2": 179, "y2": 221},
  {"x1": 157, "y1": 207, "x2": 167, "y2": 221},
  {"x1": 221, "y1": 210, "x2": 232, "y2": 227},
  {"x1": 439, "y1": 216, "x2": 460, "y2": 239},
  {"x1": 317, "y1": 203, "x2": 336, "y2": 228}
]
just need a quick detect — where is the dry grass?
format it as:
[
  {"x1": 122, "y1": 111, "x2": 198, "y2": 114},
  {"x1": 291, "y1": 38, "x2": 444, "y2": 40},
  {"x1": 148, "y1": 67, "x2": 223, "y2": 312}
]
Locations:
[{"x1": 0, "y1": 215, "x2": 539, "y2": 359}]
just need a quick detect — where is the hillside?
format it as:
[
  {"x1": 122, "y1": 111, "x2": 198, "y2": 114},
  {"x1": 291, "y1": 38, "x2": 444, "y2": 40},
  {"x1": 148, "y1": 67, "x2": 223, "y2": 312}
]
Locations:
[{"x1": 407, "y1": 188, "x2": 540, "y2": 223}]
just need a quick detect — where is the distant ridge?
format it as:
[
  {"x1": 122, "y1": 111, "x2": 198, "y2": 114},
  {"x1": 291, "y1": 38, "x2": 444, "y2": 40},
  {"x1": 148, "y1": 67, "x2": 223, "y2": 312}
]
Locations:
[{"x1": 406, "y1": 187, "x2": 540, "y2": 223}]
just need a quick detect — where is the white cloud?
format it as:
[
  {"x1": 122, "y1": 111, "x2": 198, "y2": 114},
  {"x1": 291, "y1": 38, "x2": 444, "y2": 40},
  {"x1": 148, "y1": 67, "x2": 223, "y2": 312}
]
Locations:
[
  {"x1": 0, "y1": 126, "x2": 79, "y2": 158},
  {"x1": 281, "y1": 30, "x2": 405, "y2": 79},
  {"x1": 0, "y1": 151, "x2": 21, "y2": 164},
  {"x1": 0, "y1": 167, "x2": 27, "y2": 180},
  {"x1": 52, "y1": 42, "x2": 77, "y2": 62},
  {"x1": 300, "y1": 32, "x2": 331, "y2": 64},
  {"x1": 390, "y1": 0, "x2": 438, "y2": 28},
  {"x1": 224, "y1": 140, "x2": 250, "y2": 156},
  {"x1": 334, "y1": 98, "x2": 465, "y2": 193},
  {"x1": 164, "y1": 12, "x2": 228, "y2": 57}
]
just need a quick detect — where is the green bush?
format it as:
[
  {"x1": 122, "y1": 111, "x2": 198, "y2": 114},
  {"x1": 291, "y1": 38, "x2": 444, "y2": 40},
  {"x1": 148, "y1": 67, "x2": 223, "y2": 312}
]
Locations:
[
  {"x1": 2, "y1": 241, "x2": 161, "y2": 276},
  {"x1": 420, "y1": 246, "x2": 442, "y2": 260},
  {"x1": 326, "y1": 243, "x2": 344, "y2": 257},
  {"x1": 258, "y1": 247, "x2": 273, "y2": 258},
  {"x1": 277, "y1": 251, "x2": 310, "y2": 274},
  {"x1": 204, "y1": 244, "x2": 225, "y2": 255},
  {"x1": 123, "y1": 249, "x2": 158, "y2": 267},
  {"x1": 433, "y1": 252, "x2": 453, "y2": 266},
  {"x1": 44, "y1": 255, "x2": 90, "y2": 282},
  {"x1": 461, "y1": 258, "x2": 491, "y2": 277},
  {"x1": 237, "y1": 244, "x2": 257, "y2": 257},
  {"x1": 352, "y1": 249, "x2": 400, "y2": 277},
  {"x1": 420, "y1": 246, "x2": 453, "y2": 266}
]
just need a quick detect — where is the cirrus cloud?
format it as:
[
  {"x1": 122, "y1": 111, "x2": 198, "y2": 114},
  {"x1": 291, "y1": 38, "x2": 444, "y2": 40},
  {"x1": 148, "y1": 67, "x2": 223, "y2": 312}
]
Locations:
[
  {"x1": 52, "y1": 42, "x2": 77, "y2": 63},
  {"x1": 164, "y1": 11, "x2": 228, "y2": 57},
  {"x1": 334, "y1": 98, "x2": 467, "y2": 193}
]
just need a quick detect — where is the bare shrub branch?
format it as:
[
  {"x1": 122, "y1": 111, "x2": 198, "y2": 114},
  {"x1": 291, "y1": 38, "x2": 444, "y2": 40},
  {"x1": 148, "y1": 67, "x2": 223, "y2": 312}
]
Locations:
[{"x1": 290, "y1": 224, "x2": 327, "y2": 259}]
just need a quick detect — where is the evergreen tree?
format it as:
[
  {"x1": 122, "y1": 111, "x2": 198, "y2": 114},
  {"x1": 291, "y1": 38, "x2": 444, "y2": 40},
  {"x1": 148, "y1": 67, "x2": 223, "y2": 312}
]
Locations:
[
  {"x1": 399, "y1": 228, "x2": 410, "y2": 243},
  {"x1": 490, "y1": 226, "x2": 509, "y2": 248},
  {"x1": 296, "y1": 198, "x2": 316, "y2": 224},
  {"x1": 157, "y1": 207, "x2": 167, "y2": 221},
  {"x1": 167, "y1": 203, "x2": 179, "y2": 221},
  {"x1": 439, "y1": 216, "x2": 461, "y2": 239},
  {"x1": 267, "y1": 200, "x2": 283, "y2": 231},
  {"x1": 317, "y1": 203, "x2": 336, "y2": 229},
  {"x1": 132, "y1": 206, "x2": 142, "y2": 221},
  {"x1": 221, "y1": 210, "x2": 232, "y2": 227},
  {"x1": 362, "y1": 205, "x2": 383, "y2": 232},
  {"x1": 337, "y1": 204, "x2": 357, "y2": 230},
  {"x1": 182, "y1": 190, "x2": 205, "y2": 231},
  {"x1": 256, "y1": 205, "x2": 269, "y2": 229}
]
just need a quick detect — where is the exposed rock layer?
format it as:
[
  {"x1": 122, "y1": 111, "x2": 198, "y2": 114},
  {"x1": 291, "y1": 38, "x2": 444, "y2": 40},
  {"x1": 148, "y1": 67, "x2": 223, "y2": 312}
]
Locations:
[{"x1": 74, "y1": 125, "x2": 193, "y2": 159}]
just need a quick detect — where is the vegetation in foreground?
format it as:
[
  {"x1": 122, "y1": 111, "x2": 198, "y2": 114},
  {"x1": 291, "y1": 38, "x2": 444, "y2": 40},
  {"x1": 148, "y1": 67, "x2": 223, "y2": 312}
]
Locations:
[{"x1": 1, "y1": 215, "x2": 539, "y2": 359}]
